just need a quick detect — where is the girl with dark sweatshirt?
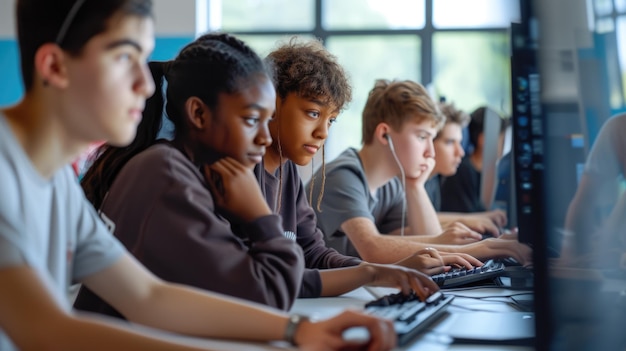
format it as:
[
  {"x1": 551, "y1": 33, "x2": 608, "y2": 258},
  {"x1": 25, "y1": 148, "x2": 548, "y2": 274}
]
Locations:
[{"x1": 73, "y1": 33, "x2": 305, "y2": 313}]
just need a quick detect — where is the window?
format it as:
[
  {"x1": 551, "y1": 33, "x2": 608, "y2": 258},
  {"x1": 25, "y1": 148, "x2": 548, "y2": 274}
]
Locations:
[
  {"x1": 323, "y1": 0, "x2": 425, "y2": 30},
  {"x1": 592, "y1": 0, "x2": 626, "y2": 107},
  {"x1": 218, "y1": 0, "x2": 315, "y2": 31},
  {"x1": 616, "y1": 15, "x2": 626, "y2": 105},
  {"x1": 326, "y1": 35, "x2": 421, "y2": 158},
  {"x1": 433, "y1": 0, "x2": 520, "y2": 29},
  {"x1": 235, "y1": 34, "x2": 316, "y2": 58},
  {"x1": 209, "y1": 0, "x2": 517, "y2": 162},
  {"x1": 433, "y1": 32, "x2": 511, "y2": 115},
  {"x1": 593, "y1": 0, "x2": 613, "y2": 16}
]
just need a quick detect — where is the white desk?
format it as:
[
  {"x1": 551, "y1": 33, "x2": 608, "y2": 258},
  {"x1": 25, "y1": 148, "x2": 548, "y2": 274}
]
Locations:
[
  {"x1": 290, "y1": 286, "x2": 535, "y2": 351},
  {"x1": 151, "y1": 286, "x2": 535, "y2": 350}
]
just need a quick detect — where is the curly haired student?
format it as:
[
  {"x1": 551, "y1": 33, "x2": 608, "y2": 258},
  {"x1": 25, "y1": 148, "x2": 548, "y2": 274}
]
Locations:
[{"x1": 258, "y1": 37, "x2": 479, "y2": 299}]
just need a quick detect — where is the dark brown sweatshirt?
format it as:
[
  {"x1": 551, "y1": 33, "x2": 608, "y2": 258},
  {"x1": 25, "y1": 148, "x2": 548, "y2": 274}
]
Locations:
[
  {"x1": 255, "y1": 160, "x2": 362, "y2": 298},
  {"x1": 74, "y1": 142, "x2": 304, "y2": 314}
]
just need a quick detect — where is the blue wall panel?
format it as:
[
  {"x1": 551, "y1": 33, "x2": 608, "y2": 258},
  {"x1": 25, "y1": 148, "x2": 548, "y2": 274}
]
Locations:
[
  {"x1": 0, "y1": 40, "x2": 23, "y2": 106},
  {"x1": 0, "y1": 36, "x2": 193, "y2": 106}
]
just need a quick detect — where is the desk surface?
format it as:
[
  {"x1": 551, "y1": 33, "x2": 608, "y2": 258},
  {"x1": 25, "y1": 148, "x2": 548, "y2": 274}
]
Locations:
[
  {"x1": 291, "y1": 286, "x2": 535, "y2": 351},
  {"x1": 152, "y1": 286, "x2": 535, "y2": 350}
]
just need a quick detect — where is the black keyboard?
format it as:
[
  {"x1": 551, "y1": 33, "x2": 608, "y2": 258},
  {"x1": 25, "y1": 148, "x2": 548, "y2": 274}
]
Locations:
[
  {"x1": 363, "y1": 291, "x2": 454, "y2": 346},
  {"x1": 431, "y1": 259, "x2": 506, "y2": 288}
]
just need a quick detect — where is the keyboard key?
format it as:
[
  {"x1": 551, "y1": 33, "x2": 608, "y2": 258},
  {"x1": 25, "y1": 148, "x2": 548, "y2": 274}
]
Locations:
[
  {"x1": 432, "y1": 259, "x2": 506, "y2": 288},
  {"x1": 364, "y1": 291, "x2": 454, "y2": 346}
]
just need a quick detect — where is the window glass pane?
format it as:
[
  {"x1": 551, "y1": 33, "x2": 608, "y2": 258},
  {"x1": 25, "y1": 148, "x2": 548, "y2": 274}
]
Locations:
[
  {"x1": 433, "y1": 0, "x2": 520, "y2": 29},
  {"x1": 323, "y1": 0, "x2": 425, "y2": 30},
  {"x1": 594, "y1": 0, "x2": 614, "y2": 16},
  {"x1": 616, "y1": 0, "x2": 626, "y2": 13},
  {"x1": 219, "y1": 0, "x2": 314, "y2": 31},
  {"x1": 325, "y1": 35, "x2": 421, "y2": 160},
  {"x1": 616, "y1": 16, "x2": 626, "y2": 104},
  {"x1": 596, "y1": 17, "x2": 615, "y2": 32},
  {"x1": 432, "y1": 32, "x2": 511, "y2": 117},
  {"x1": 234, "y1": 34, "x2": 315, "y2": 58}
]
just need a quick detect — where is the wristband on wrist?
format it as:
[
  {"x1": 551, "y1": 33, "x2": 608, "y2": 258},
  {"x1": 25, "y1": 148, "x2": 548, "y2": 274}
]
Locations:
[{"x1": 284, "y1": 314, "x2": 309, "y2": 345}]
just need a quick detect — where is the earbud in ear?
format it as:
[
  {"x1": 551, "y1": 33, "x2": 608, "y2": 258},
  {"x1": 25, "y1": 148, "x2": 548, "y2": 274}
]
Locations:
[{"x1": 385, "y1": 133, "x2": 396, "y2": 153}]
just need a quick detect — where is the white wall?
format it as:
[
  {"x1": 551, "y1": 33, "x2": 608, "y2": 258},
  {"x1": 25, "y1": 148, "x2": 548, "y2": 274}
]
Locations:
[
  {"x1": 0, "y1": 0, "x2": 198, "y2": 38},
  {"x1": 153, "y1": 0, "x2": 196, "y2": 36},
  {"x1": 0, "y1": 1, "x2": 15, "y2": 38},
  {"x1": 534, "y1": 0, "x2": 592, "y2": 103}
]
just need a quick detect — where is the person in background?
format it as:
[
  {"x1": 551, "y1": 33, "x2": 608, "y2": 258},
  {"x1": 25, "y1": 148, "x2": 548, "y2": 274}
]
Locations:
[
  {"x1": 564, "y1": 113, "x2": 626, "y2": 268},
  {"x1": 0, "y1": 1, "x2": 396, "y2": 350},
  {"x1": 308, "y1": 80, "x2": 532, "y2": 265},
  {"x1": 426, "y1": 101, "x2": 507, "y2": 237},
  {"x1": 440, "y1": 106, "x2": 509, "y2": 213},
  {"x1": 258, "y1": 37, "x2": 473, "y2": 299}
]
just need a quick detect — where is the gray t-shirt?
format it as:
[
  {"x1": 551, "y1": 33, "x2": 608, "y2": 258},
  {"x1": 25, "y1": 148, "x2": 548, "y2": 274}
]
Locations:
[
  {"x1": 580, "y1": 114, "x2": 626, "y2": 250},
  {"x1": 307, "y1": 148, "x2": 405, "y2": 258},
  {"x1": 0, "y1": 114, "x2": 126, "y2": 350},
  {"x1": 584, "y1": 113, "x2": 626, "y2": 181}
]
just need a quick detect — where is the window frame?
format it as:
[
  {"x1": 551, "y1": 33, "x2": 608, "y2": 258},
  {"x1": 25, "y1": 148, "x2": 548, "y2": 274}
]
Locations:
[{"x1": 217, "y1": 0, "x2": 509, "y2": 87}]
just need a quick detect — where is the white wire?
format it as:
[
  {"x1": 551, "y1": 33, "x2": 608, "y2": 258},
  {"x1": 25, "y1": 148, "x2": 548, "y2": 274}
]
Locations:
[
  {"x1": 387, "y1": 137, "x2": 406, "y2": 237},
  {"x1": 55, "y1": 0, "x2": 87, "y2": 44}
]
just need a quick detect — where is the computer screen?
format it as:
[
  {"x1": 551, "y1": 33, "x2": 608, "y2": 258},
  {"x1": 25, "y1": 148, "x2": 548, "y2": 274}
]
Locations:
[
  {"x1": 479, "y1": 107, "x2": 502, "y2": 211},
  {"x1": 508, "y1": 2, "x2": 547, "y2": 349},
  {"x1": 527, "y1": 0, "x2": 626, "y2": 350},
  {"x1": 510, "y1": 19, "x2": 542, "y2": 248}
]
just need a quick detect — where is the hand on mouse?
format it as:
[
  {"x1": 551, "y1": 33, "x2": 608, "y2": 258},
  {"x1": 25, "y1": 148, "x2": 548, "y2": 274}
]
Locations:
[{"x1": 293, "y1": 309, "x2": 396, "y2": 351}]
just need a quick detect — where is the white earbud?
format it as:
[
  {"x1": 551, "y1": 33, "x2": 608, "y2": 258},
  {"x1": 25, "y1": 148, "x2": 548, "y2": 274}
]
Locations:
[{"x1": 384, "y1": 133, "x2": 406, "y2": 237}]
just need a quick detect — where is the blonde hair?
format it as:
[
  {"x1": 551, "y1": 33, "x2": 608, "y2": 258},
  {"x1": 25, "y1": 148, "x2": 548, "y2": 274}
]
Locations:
[{"x1": 361, "y1": 79, "x2": 444, "y2": 144}]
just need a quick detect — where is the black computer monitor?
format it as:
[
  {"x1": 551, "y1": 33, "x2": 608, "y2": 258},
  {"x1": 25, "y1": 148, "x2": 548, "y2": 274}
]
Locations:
[
  {"x1": 508, "y1": 1, "x2": 545, "y2": 349},
  {"x1": 510, "y1": 19, "x2": 542, "y2": 248},
  {"x1": 526, "y1": 0, "x2": 626, "y2": 349}
]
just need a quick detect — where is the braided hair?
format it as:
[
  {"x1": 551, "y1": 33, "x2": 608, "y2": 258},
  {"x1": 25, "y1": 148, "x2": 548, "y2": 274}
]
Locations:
[{"x1": 82, "y1": 32, "x2": 272, "y2": 209}]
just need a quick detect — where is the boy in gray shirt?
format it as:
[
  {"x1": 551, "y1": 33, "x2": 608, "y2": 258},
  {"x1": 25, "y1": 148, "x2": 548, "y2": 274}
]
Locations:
[{"x1": 309, "y1": 79, "x2": 532, "y2": 266}]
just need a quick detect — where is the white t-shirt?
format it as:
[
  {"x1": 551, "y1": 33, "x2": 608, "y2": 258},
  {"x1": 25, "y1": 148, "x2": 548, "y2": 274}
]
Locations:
[{"x1": 0, "y1": 113, "x2": 126, "y2": 350}]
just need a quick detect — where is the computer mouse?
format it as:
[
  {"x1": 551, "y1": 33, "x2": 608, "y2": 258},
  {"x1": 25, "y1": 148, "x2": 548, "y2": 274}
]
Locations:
[{"x1": 342, "y1": 326, "x2": 370, "y2": 343}]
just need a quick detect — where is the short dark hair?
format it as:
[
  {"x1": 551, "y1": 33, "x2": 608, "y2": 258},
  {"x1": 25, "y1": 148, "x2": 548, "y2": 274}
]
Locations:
[
  {"x1": 468, "y1": 106, "x2": 509, "y2": 147},
  {"x1": 266, "y1": 36, "x2": 352, "y2": 112},
  {"x1": 16, "y1": 0, "x2": 153, "y2": 91}
]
